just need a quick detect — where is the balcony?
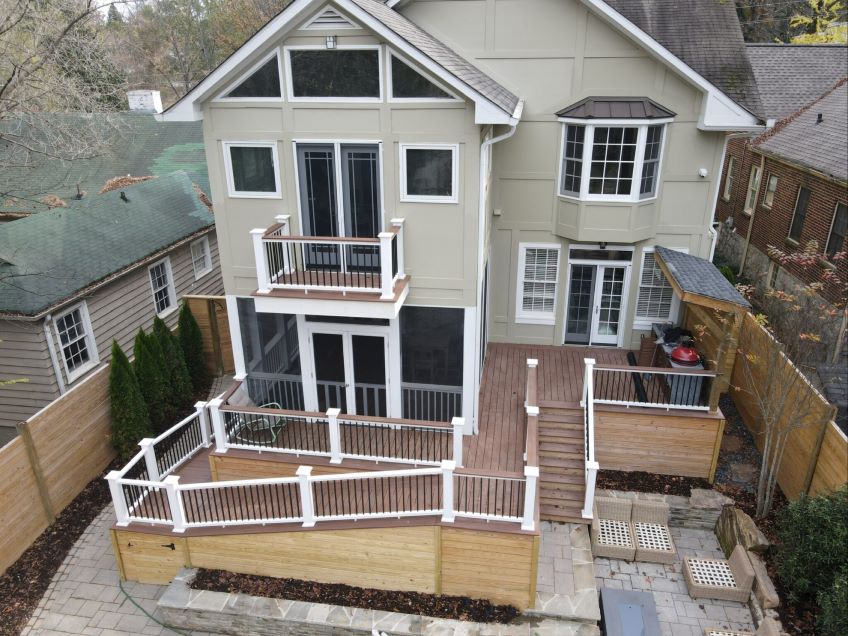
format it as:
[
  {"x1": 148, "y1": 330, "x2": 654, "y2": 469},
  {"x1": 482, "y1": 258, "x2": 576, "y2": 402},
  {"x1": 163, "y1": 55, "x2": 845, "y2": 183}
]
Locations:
[{"x1": 251, "y1": 215, "x2": 410, "y2": 319}]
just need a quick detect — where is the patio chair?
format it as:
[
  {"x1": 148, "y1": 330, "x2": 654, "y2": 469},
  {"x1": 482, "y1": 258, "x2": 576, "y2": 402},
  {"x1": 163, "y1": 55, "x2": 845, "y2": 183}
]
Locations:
[
  {"x1": 703, "y1": 616, "x2": 781, "y2": 636},
  {"x1": 632, "y1": 500, "x2": 676, "y2": 564},
  {"x1": 232, "y1": 402, "x2": 285, "y2": 446},
  {"x1": 591, "y1": 497, "x2": 636, "y2": 560},
  {"x1": 684, "y1": 545, "x2": 755, "y2": 603}
]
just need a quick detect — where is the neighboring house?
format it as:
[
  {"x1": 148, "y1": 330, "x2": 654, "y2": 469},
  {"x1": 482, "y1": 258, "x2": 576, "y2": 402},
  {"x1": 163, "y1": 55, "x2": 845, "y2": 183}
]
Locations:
[{"x1": 0, "y1": 108, "x2": 223, "y2": 443}]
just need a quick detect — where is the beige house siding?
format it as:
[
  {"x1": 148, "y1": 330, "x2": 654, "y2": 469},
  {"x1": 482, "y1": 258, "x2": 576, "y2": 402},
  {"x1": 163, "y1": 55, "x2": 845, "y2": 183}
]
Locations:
[{"x1": 0, "y1": 232, "x2": 223, "y2": 435}]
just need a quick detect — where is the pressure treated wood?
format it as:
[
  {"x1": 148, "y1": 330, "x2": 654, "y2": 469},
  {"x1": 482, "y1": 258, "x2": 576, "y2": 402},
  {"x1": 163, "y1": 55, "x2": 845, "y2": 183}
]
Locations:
[
  {"x1": 809, "y1": 423, "x2": 848, "y2": 496},
  {"x1": 111, "y1": 530, "x2": 190, "y2": 585},
  {"x1": 683, "y1": 303, "x2": 740, "y2": 409},
  {"x1": 183, "y1": 296, "x2": 234, "y2": 375}
]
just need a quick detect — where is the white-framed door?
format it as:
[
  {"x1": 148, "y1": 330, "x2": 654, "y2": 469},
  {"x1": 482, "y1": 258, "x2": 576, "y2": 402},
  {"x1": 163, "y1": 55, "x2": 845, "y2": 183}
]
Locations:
[
  {"x1": 589, "y1": 265, "x2": 629, "y2": 345},
  {"x1": 302, "y1": 321, "x2": 391, "y2": 417}
]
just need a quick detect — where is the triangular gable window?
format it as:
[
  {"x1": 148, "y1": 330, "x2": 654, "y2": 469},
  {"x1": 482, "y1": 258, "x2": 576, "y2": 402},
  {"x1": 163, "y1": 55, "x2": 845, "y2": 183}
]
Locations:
[
  {"x1": 390, "y1": 55, "x2": 455, "y2": 100},
  {"x1": 224, "y1": 54, "x2": 281, "y2": 98},
  {"x1": 302, "y1": 7, "x2": 359, "y2": 30}
]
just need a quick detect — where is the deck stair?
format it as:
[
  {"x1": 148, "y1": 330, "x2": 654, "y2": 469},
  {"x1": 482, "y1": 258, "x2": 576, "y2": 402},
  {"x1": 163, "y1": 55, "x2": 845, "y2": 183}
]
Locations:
[{"x1": 537, "y1": 402, "x2": 586, "y2": 524}]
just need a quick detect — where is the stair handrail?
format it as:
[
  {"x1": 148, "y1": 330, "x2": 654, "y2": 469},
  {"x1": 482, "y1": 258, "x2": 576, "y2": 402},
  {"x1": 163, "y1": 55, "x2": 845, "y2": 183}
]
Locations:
[
  {"x1": 581, "y1": 358, "x2": 599, "y2": 519},
  {"x1": 524, "y1": 358, "x2": 539, "y2": 467}
]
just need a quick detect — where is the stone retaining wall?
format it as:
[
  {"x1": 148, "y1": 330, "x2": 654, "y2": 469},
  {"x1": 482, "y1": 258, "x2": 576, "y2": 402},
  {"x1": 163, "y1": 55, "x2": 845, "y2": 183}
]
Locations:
[{"x1": 596, "y1": 488, "x2": 732, "y2": 531}]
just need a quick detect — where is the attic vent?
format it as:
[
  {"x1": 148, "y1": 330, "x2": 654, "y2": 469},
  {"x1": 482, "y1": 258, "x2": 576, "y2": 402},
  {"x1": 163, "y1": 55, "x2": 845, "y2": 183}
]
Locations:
[{"x1": 303, "y1": 8, "x2": 358, "y2": 30}]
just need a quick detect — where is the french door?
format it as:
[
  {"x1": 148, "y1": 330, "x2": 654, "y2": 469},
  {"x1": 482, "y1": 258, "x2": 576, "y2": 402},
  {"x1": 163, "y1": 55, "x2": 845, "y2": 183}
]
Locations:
[
  {"x1": 295, "y1": 143, "x2": 382, "y2": 271},
  {"x1": 590, "y1": 266, "x2": 627, "y2": 345},
  {"x1": 564, "y1": 262, "x2": 630, "y2": 346},
  {"x1": 309, "y1": 328, "x2": 388, "y2": 417}
]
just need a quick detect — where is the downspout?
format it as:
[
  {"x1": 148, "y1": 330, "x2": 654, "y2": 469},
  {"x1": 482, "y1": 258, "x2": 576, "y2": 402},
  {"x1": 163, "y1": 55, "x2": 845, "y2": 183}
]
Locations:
[
  {"x1": 43, "y1": 314, "x2": 66, "y2": 395},
  {"x1": 472, "y1": 100, "x2": 524, "y2": 434}
]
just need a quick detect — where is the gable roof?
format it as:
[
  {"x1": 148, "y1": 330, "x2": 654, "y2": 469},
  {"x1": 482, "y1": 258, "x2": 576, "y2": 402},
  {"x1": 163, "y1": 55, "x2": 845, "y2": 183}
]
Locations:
[
  {"x1": 556, "y1": 97, "x2": 675, "y2": 120},
  {"x1": 755, "y1": 80, "x2": 848, "y2": 183},
  {"x1": 655, "y1": 246, "x2": 751, "y2": 312},
  {"x1": 0, "y1": 172, "x2": 214, "y2": 317},
  {"x1": 0, "y1": 113, "x2": 207, "y2": 216},
  {"x1": 746, "y1": 44, "x2": 848, "y2": 120}
]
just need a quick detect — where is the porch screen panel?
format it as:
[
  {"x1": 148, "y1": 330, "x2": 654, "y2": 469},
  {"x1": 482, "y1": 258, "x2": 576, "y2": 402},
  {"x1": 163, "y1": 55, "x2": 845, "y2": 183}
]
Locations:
[
  {"x1": 237, "y1": 298, "x2": 303, "y2": 409},
  {"x1": 400, "y1": 306, "x2": 463, "y2": 422}
]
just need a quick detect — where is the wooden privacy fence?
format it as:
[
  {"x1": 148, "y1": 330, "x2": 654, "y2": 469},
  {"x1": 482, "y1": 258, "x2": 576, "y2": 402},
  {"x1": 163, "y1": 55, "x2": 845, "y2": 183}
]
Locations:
[
  {"x1": 182, "y1": 295, "x2": 235, "y2": 376},
  {"x1": 731, "y1": 312, "x2": 847, "y2": 499},
  {"x1": 0, "y1": 364, "x2": 115, "y2": 575}
]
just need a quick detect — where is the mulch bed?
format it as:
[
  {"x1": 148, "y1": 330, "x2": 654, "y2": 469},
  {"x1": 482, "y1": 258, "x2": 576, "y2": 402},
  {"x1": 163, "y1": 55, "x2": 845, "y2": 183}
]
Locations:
[
  {"x1": 0, "y1": 463, "x2": 115, "y2": 636},
  {"x1": 191, "y1": 569, "x2": 521, "y2": 624},
  {"x1": 597, "y1": 469, "x2": 711, "y2": 497}
]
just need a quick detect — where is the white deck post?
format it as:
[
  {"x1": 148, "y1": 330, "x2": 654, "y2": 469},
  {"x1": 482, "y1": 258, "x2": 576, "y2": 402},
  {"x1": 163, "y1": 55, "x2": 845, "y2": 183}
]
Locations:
[
  {"x1": 106, "y1": 471, "x2": 130, "y2": 526},
  {"x1": 391, "y1": 218, "x2": 405, "y2": 278},
  {"x1": 195, "y1": 401, "x2": 210, "y2": 447},
  {"x1": 138, "y1": 438, "x2": 160, "y2": 482},
  {"x1": 582, "y1": 461, "x2": 600, "y2": 519},
  {"x1": 440, "y1": 460, "x2": 456, "y2": 522},
  {"x1": 275, "y1": 215, "x2": 292, "y2": 274},
  {"x1": 297, "y1": 466, "x2": 316, "y2": 527},
  {"x1": 327, "y1": 408, "x2": 342, "y2": 464},
  {"x1": 378, "y1": 231, "x2": 394, "y2": 299},
  {"x1": 251, "y1": 228, "x2": 271, "y2": 293},
  {"x1": 522, "y1": 465, "x2": 540, "y2": 531},
  {"x1": 451, "y1": 417, "x2": 464, "y2": 467},
  {"x1": 208, "y1": 398, "x2": 227, "y2": 453},
  {"x1": 163, "y1": 476, "x2": 186, "y2": 533}
]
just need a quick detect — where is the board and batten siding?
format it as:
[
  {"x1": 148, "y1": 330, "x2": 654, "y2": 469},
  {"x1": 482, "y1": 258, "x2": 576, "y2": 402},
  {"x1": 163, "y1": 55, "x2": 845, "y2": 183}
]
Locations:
[{"x1": 0, "y1": 231, "x2": 223, "y2": 436}]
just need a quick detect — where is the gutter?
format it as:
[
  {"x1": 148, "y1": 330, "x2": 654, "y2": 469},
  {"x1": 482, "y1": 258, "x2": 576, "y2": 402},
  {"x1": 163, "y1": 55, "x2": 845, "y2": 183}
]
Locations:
[{"x1": 471, "y1": 99, "x2": 524, "y2": 434}]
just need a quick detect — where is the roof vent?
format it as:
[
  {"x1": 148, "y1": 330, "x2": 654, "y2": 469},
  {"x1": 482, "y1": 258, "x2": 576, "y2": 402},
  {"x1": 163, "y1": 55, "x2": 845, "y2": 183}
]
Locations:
[
  {"x1": 303, "y1": 7, "x2": 358, "y2": 30},
  {"x1": 816, "y1": 113, "x2": 824, "y2": 124},
  {"x1": 126, "y1": 90, "x2": 163, "y2": 114}
]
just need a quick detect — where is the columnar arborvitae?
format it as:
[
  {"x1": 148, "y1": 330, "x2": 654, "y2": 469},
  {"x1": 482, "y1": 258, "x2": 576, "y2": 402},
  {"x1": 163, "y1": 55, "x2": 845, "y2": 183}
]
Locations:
[
  {"x1": 178, "y1": 302, "x2": 209, "y2": 395},
  {"x1": 109, "y1": 341, "x2": 152, "y2": 460},
  {"x1": 133, "y1": 328, "x2": 168, "y2": 433},
  {"x1": 152, "y1": 316, "x2": 194, "y2": 415}
]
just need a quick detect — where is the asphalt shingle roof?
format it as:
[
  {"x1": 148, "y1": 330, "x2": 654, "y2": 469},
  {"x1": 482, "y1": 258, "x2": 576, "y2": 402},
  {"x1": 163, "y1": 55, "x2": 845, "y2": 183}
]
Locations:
[
  {"x1": 352, "y1": 0, "x2": 520, "y2": 115},
  {"x1": 655, "y1": 246, "x2": 751, "y2": 310},
  {"x1": 746, "y1": 44, "x2": 848, "y2": 120},
  {"x1": 756, "y1": 81, "x2": 848, "y2": 183},
  {"x1": 0, "y1": 113, "x2": 207, "y2": 215},
  {"x1": 0, "y1": 172, "x2": 214, "y2": 316},
  {"x1": 556, "y1": 97, "x2": 675, "y2": 119}
]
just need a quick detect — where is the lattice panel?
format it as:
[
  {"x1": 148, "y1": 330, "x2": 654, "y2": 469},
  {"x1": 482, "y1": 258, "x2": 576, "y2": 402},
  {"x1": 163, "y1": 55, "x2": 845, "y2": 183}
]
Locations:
[
  {"x1": 688, "y1": 559, "x2": 737, "y2": 588},
  {"x1": 597, "y1": 519, "x2": 633, "y2": 547},
  {"x1": 634, "y1": 522, "x2": 673, "y2": 552}
]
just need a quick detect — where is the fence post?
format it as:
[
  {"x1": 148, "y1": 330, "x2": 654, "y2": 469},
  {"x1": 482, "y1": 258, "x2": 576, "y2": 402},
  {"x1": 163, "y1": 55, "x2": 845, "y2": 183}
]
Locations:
[
  {"x1": 378, "y1": 231, "x2": 394, "y2": 299},
  {"x1": 391, "y1": 218, "x2": 405, "y2": 278},
  {"x1": 441, "y1": 460, "x2": 456, "y2": 523},
  {"x1": 297, "y1": 466, "x2": 316, "y2": 527},
  {"x1": 163, "y1": 476, "x2": 186, "y2": 532},
  {"x1": 195, "y1": 401, "x2": 211, "y2": 448},
  {"x1": 522, "y1": 466, "x2": 539, "y2": 531},
  {"x1": 138, "y1": 438, "x2": 160, "y2": 482},
  {"x1": 251, "y1": 228, "x2": 271, "y2": 294},
  {"x1": 327, "y1": 408, "x2": 342, "y2": 464},
  {"x1": 106, "y1": 471, "x2": 130, "y2": 527},
  {"x1": 208, "y1": 398, "x2": 227, "y2": 453},
  {"x1": 582, "y1": 461, "x2": 599, "y2": 519},
  {"x1": 451, "y1": 417, "x2": 465, "y2": 467}
]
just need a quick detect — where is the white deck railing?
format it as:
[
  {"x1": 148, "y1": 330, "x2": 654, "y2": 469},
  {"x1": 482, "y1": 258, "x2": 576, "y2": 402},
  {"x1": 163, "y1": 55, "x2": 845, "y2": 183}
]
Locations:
[
  {"x1": 252, "y1": 215, "x2": 406, "y2": 299},
  {"x1": 580, "y1": 358, "x2": 599, "y2": 519},
  {"x1": 591, "y1": 364, "x2": 718, "y2": 411}
]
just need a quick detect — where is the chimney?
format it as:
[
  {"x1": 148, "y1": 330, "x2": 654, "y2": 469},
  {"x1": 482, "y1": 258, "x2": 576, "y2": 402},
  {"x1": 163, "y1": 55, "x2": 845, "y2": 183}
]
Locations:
[{"x1": 126, "y1": 90, "x2": 163, "y2": 114}]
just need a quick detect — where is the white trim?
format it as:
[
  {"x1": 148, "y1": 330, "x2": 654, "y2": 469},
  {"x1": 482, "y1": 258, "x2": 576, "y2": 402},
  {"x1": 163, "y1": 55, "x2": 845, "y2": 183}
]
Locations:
[
  {"x1": 222, "y1": 141, "x2": 282, "y2": 199},
  {"x1": 147, "y1": 257, "x2": 178, "y2": 318},
  {"x1": 283, "y1": 44, "x2": 384, "y2": 103},
  {"x1": 515, "y1": 242, "x2": 561, "y2": 326},
  {"x1": 300, "y1": 5, "x2": 360, "y2": 30},
  {"x1": 399, "y1": 143, "x2": 459, "y2": 204},
  {"x1": 826, "y1": 201, "x2": 848, "y2": 257},
  {"x1": 762, "y1": 173, "x2": 778, "y2": 210},
  {"x1": 743, "y1": 165, "x2": 762, "y2": 214},
  {"x1": 588, "y1": 264, "x2": 631, "y2": 346},
  {"x1": 557, "y1": 116, "x2": 674, "y2": 126},
  {"x1": 632, "y1": 247, "x2": 687, "y2": 330},
  {"x1": 253, "y1": 290, "x2": 408, "y2": 320},
  {"x1": 766, "y1": 260, "x2": 780, "y2": 290},
  {"x1": 53, "y1": 301, "x2": 99, "y2": 384},
  {"x1": 190, "y1": 236, "x2": 213, "y2": 280},
  {"x1": 226, "y1": 295, "x2": 247, "y2": 378},
  {"x1": 722, "y1": 155, "x2": 737, "y2": 201},
  {"x1": 787, "y1": 185, "x2": 811, "y2": 242},
  {"x1": 43, "y1": 315, "x2": 66, "y2": 394},
  {"x1": 386, "y1": 51, "x2": 462, "y2": 103},
  {"x1": 461, "y1": 307, "x2": 476, "y2": 435},
  {"x1": 213, "y1": 49, "x2": 283, "y2": 103}
]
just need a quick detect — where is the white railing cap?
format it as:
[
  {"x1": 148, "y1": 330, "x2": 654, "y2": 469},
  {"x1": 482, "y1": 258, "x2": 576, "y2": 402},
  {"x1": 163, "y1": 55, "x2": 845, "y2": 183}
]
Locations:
[
  {"x1": 524, "y1": 465, "x2": 540, "y2": 478},
  {"x1": 163, "y1": 475, "x2": 181, "y2": 485},
  {"x1": 377, "y1": 231, "x2": 394, "y2": 239},
  {"x1": 296, "y1": 465, "x2": 313, "y2": 477},
  {"x1": 249, "y1": 228, "x2": 267, "y2": 235},
  {"x1": 525, "y1": 405, "x2": 540, "y2": 416},
  {"x1": 138, "y1": 438, "x2": 155, "y2": 448},
  {"x1": 106, "y1": 470, "x2": 123, "y2": 480},
  {"x1": 451, "y1": 417, "x2": 465, "y2": 428},
  {"x1": 584, "y1": 357, "x2": 596, "y2": 365},
  {"x1": 326, "y1": 407, "x2": 342, "y2": 417},
  {"x1": 208, "y1": 397, "x2": 224, "y2": 408},
  {"x1": 274, "y1": 214, "x2": 291, "y2": 223},
  {"x1": 194, "y1": 400, "x2": 207, "y2": 409},
  {"x1": 527, "y1": 358, "x2": 539, "y2": 368},
  {"x1": 440, "y1": 460, "x2": 457, "y2": 471},
  {"x1": 390, "y1": 218, "x2": 405, "y2": 225}
]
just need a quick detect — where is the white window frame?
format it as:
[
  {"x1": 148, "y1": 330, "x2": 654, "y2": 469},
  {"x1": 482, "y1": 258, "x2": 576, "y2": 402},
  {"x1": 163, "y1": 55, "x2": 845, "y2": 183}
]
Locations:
[
  {"x1": 283, "y1": 44, "x2": 384, "y2": 103},
  {"x1": 744, "y1": 165, "x2": 762, "y2": 215},
  {"x1": 787, "y1": 185, "x2": 811, "y2": 243},
  {"x1": 191, "y1": 236, "x2": 213, "y2": 280},
  {"x1": 214, "y1": 49, "x2": 283, "y2": 103},
  {"x1": 148, "y1": 257, "x2": 178, "y2": 318},
  {"x1": 766, "y1": 261, "x2": 780, "y2": 290},
  {"x1": 515, "y1": 243, "x2": 561, "y2": 326},
  {"x1": 826, "y1": 201, "x2": 848, "y2": 258},
  {"x1": 386, "y1": 51, "x2": 461, "y2": 103},
  {"x1": 53, "y1": 301, "x2": 99, "y2": 383},
  {"x1": 222, "y1": 141, "x2": 282, "y2": 199},
  {"x1": 399, "y1": 143, "x2": 459, "y2": 204},
  {"x1": 762, "y1": 173, "x2": 778, "y2": 209},
  {"x1": 723, "y1": 156, "x2": 737, "y2": 201},
  {"x1": 633, "y1": 247, "x2": 686, "y2": 329},
  {"x1": 557, "y1": 118, "x2": 672, "y2": 203}
]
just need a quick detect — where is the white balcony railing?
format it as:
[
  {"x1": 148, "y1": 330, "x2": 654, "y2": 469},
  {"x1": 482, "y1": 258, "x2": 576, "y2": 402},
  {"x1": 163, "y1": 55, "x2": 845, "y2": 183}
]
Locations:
[{"x1": 252, "y1": 215, "x2": 406, "y2": 299}]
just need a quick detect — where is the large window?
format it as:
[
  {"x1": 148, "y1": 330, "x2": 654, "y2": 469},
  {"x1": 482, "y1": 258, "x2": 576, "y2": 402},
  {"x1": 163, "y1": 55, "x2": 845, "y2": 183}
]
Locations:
[
  {"x1": 762, "y1": 174, "x2": 778, "y2": 209},
  {"x1": 223, "y1": 142, "x2": 280, "y2": 198},
  {"x1": 286, "y1": 47, "x2": 381, "y2": 100},
  {"x1": 148, "y1": 258, "x2": 176, "y2": 316},
  {"x1": 635, "y1": 250, "x2": 677, "y2": 323},
  {"x1": 190, "y1": 237, "x2": 212, "y2": 279},
  {"x1": 516, "y1": 244, "x2": 560, "y2": 324},
  {"x1": 222, "y1": 52, "x2": 281, "y2": 99},
  {"x1": 788, "y1": 186, "x2": 811, "y2": 242},
  {"x1": 826, "y1": 202, "x2": 847, "y2": 258},
  {"x1": 54, "y1": 302, "x2": 98, "y2": 381},
  {"x1": 744, "y1": 166, "x2": 762, "y2": 214},
  {"x1": 389, "y1": 54, "x2": 454, "y2": 100},
  {"x1": 400, "y1": 144, "x2": 458, "y2": 202},
  {"x1": 723, "y1": 156, "x2": 737, "y2": 201},
  {"x1": 559, "y1": 122, "x2": 667, "y2": 201}
]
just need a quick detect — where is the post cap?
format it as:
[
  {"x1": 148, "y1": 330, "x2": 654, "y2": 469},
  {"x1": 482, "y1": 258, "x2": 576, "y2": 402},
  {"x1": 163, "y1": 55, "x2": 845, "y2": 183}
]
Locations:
[
  {"x1": 440, "y1": 460, "x2": 457, "y2": 471},
  {"x1": 138, "y1": 438, "x2": 155, "y2": 447},
  {"x1": 326, "y1": 408, "x2": 342, "y2": 417},
  {"x1": 296, "y1": 465, "x2": 313, "y2": 477},
  {"x1": 524, "y1": 465, "x2": 540, "y2": 478},
  {"x1": 451, "y1": 417, "x2": 465, "y2": 428},
  {"x1": 194, "y1": 400, "x2": 207, "y2": 409},
  {"x1": 390, "y1": 218, "x2": 405, "y2": 225},
  {"x1": 526, "y1": 358, "x2": 539, "y2": 368},
  {"x1": 163, "y1": 475, "x2": 181, "y2": 485},
  {"x1": 208, "y1": 397, "x2": 224, "y2": 408},
  {"x1": 584, "y1": 357, "x2": 596, "y2": 365},
  {"x1": 274, "y1": 214, "x2": 291, "y2": 223},
  {"x1": 525, "y1": 405, "x2": 540, "y2": 416},
  {"x1": 249, "y1": 228, "x2": 267, "y2": 235},
  {"x1": 106, "y1": 470, "x2": 123, "y2": 480}
]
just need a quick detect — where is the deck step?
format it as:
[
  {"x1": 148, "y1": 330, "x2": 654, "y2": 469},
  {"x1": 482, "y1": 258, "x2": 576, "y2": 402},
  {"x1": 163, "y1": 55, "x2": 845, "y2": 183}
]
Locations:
[
  {"x1": 541, "y1": 480, "x2": 585, "y2": 492},
  {"x1": 538, "y1": 413, "x2": 584, "y2": 424},
  {"x1": 539, "y1": 428, "x2": 583, "y2": 440},
  {"x1": 538, "y1": 456, "x2": 584, "y2": 470},
  {"x1": 540, "y1": 505, "x2": 587, "y2": 524}
]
